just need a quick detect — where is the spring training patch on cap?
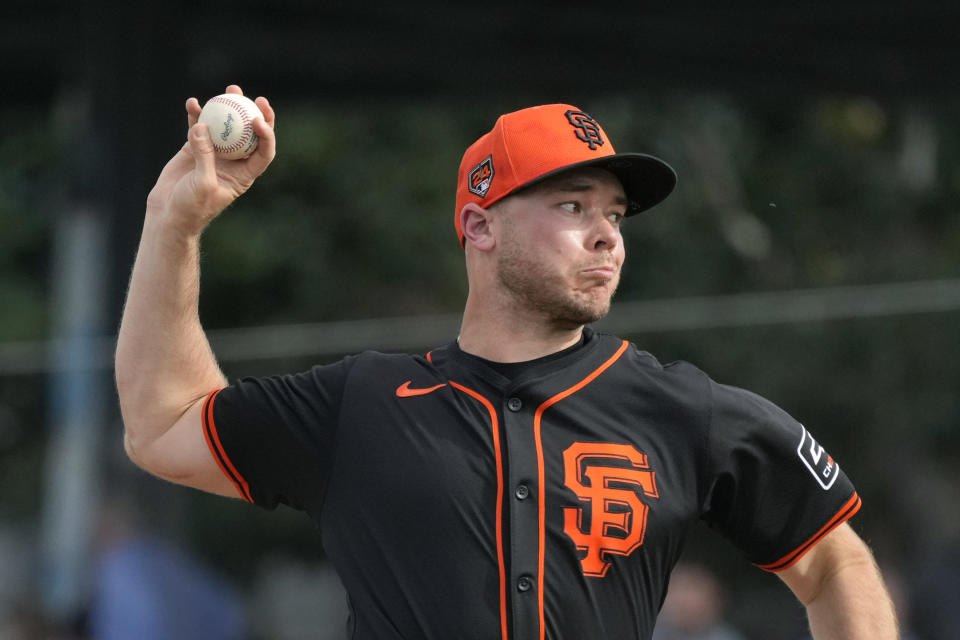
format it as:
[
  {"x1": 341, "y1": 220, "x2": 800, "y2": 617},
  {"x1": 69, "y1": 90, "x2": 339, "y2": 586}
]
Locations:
[
  {"x1": 565, "y1": 110, "x2": 605, "y2": 150},
  {"x1": 468, "y1": 155, "x2": 495, "y2": 198}
]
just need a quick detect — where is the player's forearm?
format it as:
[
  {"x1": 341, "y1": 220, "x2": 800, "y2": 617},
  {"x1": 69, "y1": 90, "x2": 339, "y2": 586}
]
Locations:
[
  {"x1": 803, "y1": 554, "x2": 898, "y2": 640},
  {"x1": 115, "y1": 211, "x2": 227, "y2": 454}
]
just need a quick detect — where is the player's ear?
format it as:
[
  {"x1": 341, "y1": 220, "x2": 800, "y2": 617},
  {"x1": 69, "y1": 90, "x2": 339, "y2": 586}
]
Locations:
[{"x1": 460, "y1": 203, "x2": 496, "y2": 252}]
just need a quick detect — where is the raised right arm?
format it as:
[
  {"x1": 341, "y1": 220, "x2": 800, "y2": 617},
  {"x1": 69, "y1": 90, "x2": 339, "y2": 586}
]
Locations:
[{"x1": 115, "y1": 85, "x2": 276, "y2": 497}]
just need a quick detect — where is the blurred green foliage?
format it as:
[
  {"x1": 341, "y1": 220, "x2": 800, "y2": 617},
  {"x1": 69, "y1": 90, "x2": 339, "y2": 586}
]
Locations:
[
  {"x1": 199, "y1": 101, "x2": 472, "y2": 328},
  {"x1": 0, "y1": 124, "x2": 63, "y2": 341}
]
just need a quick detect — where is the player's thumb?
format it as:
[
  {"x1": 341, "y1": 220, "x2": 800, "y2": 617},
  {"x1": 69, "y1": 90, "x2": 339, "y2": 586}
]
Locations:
[{"x1": 188, "y1": 122, "x2": 218, "y2": 191}]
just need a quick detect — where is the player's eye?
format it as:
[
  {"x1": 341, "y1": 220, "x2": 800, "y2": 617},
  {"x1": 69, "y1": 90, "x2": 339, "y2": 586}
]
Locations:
[
  {"x1": 560, "y1": 201, "x2": 581, "y2": 214},
  {"x1": 608, "y1": 211, "x2": 626, "y2": 225}
]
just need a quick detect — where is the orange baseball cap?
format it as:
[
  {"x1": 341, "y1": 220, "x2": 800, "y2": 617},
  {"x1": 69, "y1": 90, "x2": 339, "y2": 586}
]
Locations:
[{"x1": 455, "y1": 104, "x2": 676, "y2": 245}]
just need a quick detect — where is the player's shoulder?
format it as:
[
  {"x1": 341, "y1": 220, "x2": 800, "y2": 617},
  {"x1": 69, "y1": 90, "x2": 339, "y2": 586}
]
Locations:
[
  {"x1": 344, "y1": 348, "x2": 436, "y2": 373},
  {"x1": 597, "y1": 331, "x2": 710, "y2": 381},
  {"x1": 348, "y1": 349, "x2": 430, "y2": 363},
  {"x1": 618, "y1": 342, "x2": 778, "y2": 417},
  {"x1": 347, "y1": 346, "x2": 453, "y2": 379},
  {"x1": 593, "y1": 331, "x2": 714, "y2": 402},
  {"x1": 612, "y1": 339, "x2": 799, "y2": 428},
  {"x1": 232, "y1": 349, "x2": 433, "y2": 394}
]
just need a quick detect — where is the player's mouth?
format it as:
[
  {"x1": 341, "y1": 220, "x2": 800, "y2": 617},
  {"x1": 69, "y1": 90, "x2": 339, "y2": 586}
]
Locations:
[{"x1": 580, "y1": 265, "x2": 618, "y2": 281}]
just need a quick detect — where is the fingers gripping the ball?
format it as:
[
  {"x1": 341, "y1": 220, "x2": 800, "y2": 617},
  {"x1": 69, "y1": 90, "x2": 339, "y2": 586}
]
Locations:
[
  {"x1": 186, "y1": 88, "x2": 275, "y2": 175},
  {"x1": 147, "y1": 87, "x2": 276, "y2": 234},
  {"x1": 248, "y1": 102, "x2": 276, "y2": 167},
  {"x1": 254, "y1": 96, "x2": 275, "y2": 130},
  {"x1": 161, "y1": 87, "x2": 277, "y2": 226}
]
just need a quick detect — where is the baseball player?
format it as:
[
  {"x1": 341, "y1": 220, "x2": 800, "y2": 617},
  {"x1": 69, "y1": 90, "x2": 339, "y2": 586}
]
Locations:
[{"x1": 116, "y1": 85, "x2": 899, "y2": 639}]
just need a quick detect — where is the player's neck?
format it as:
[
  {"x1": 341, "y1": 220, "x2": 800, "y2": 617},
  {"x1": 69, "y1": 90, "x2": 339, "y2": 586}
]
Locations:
[
  {"x1": 458, "y1": 293, "x2": 584, "y2": 363},
  {"x1": 458, "y1": 324, "x2": 584, "y2": 363}
]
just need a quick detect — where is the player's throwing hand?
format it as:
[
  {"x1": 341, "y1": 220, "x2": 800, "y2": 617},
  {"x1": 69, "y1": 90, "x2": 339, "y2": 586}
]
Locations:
[{"x1": 146, "y1": 84, "x2": 276, "y2": 237}]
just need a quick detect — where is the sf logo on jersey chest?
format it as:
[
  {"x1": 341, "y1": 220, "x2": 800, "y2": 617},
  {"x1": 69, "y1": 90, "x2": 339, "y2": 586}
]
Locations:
[{"x1": 562, "y1": 442, "x2": 660, "y2": 577}]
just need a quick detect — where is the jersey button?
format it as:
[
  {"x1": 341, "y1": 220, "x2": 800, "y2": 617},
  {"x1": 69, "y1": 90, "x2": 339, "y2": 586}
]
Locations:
[
  {"x1": 515, "y1": 484, "x2": 530, "y2": 500},
  {"x1": 507, "y1": 397, "x2": 523, "y2": 412},
  {"x1": 517, "y1": 576, "x2": 533, "y2": 592}
]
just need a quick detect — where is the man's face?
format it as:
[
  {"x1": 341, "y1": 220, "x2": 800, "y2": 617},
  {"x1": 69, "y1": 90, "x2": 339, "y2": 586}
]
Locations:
[{"x1": 493, "y1": 167, "x2": 628, "y2": 328}]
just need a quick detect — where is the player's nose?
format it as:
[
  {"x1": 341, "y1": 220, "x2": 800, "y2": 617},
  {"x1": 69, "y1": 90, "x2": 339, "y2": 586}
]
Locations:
[{"x1": 589, "y1": 211, "x2": 621, "y2": 252}]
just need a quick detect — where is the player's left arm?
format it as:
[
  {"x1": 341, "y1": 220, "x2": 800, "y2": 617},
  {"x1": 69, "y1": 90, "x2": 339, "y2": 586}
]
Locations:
[{"x1": 777, "y1": 522, "x2": 898, "y2": 639}]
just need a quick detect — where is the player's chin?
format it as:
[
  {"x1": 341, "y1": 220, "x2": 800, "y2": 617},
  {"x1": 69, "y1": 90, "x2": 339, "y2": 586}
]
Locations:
[
  {"x1": 559, "y1": 294, "x2": 613, "y2": 326},
  {"x1": 578, "y1": 282, "x2": 617, "y2": 304},
  {"x1": 587, "y1": 289, "x2": 618, "y2": 318}
]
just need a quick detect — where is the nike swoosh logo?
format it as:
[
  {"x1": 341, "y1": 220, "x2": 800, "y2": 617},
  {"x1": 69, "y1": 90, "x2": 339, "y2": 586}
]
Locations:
[{"x1": 396, "y1": 381, "x2": 447, "y2": 397}]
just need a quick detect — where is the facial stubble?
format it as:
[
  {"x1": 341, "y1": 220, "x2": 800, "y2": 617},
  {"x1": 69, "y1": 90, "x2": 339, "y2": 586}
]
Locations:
[{"x1": 496, "y1": 234, "x2": 618, "y2": 329}]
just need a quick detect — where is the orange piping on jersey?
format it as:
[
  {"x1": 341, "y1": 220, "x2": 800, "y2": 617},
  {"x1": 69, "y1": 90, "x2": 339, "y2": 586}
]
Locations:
[
  {"x1": 449, "y1": 381, "x2": 508, "y2": 640},
  {"x1": 756, "y1": 491, "x2": 862, "y2": 572},
  {"x1": 201, "y1": 388, "x2": 254, "y2": 503},
  {"x1": 532, "y1": 339, "x2": 630, "y2": 640},
  {"x1": 426, "y1": 350, "x2": 434, "y2": 363}
]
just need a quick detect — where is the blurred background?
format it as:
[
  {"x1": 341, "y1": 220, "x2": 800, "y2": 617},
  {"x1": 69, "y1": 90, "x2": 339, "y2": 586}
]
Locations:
[{"x1": 1, "y1": 1, "x2": 959, "y2": 638}]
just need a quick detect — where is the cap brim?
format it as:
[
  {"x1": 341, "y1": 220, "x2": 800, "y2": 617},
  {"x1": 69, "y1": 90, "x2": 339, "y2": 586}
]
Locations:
[{"x1": 510, "y1": 152, "x2": 677, "y2": 215}]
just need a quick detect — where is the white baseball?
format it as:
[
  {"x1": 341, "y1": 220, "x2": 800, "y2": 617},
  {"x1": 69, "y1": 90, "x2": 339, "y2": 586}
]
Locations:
[{"x1": 198, "y1": 93, "x2": 264, "y2": 160}]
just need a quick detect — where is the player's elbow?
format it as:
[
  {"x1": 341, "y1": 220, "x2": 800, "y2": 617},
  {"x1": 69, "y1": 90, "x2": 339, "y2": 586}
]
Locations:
[
  {"x1": 118, "y1": 398, "x2": 177, "y2": 476},
  {"x1": 123, "y1": 428, "x2": 146, "y2": 469},
  {"x1": 116, "y1": 385, "x2": 152, "y2": 466},
  {"x1": 122, "y1": 417, "x2": 158, "y2": 473},
  {"x1": 122, "y1": 423, "x2": 186, "y2": 483},
  {"x1": 120, "y1": 392, "x2": 217, "y2": 488}
]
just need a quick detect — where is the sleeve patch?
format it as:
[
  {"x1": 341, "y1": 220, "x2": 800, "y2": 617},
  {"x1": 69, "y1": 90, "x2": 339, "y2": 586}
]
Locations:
[{"x1": 797, "y1": 425, "x2": 840, "y2": 490}]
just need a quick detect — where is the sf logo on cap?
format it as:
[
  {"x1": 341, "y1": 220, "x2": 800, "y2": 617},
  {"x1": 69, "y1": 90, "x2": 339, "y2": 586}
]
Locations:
[
  {"x1": 468, "y1": 155, "x2": 495, "y2": 198},
  {"x1": 566, "y1": 110, "x2": 605, "y2": 150}
]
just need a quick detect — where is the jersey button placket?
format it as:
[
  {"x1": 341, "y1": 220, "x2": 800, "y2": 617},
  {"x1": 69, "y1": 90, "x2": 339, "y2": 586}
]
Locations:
[{"x1": 502, "y1": 389, "x2": 539, "y2": 638}]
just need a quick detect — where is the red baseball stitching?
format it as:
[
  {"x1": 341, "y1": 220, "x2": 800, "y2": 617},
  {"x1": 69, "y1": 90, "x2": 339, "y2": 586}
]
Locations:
[{"x1": 209, "y1": 96, "x2": 258, "y2": 154}]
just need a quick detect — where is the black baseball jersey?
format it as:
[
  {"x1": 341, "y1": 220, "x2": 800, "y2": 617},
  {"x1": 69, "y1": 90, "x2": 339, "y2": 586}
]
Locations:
[{"x1": 203, "y1": 327, "x2": 860, "y2": 640}]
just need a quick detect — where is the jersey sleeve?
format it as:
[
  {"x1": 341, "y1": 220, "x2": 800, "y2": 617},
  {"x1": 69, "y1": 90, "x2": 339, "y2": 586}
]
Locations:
[
  {"x1": 202, "y1": 357, "x2": 353, "y2": 513},
  {"x1": 700, "y1": 380, "x2": 861, "y2": 571}
]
